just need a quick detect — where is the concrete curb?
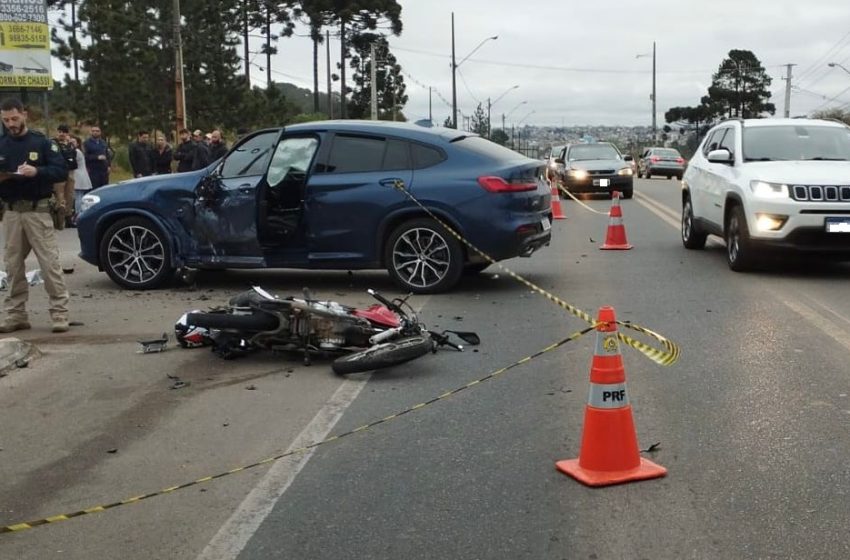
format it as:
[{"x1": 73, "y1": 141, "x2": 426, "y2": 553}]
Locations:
[{"x1": 0, "y1": 337, "x2": 41, "y2": 376}]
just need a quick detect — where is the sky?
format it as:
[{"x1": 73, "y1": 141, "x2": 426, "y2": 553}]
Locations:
[{"x1": 49, "y1": 0, "x2": 850, "y2": 127}]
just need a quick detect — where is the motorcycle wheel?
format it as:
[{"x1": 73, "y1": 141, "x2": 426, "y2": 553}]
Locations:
[
  {"x1": 186, "y1": 311, "x2": 279, "y2": 331},
  {"x1": 332, "y1": 335, "x2": 434, "y2": 375}
]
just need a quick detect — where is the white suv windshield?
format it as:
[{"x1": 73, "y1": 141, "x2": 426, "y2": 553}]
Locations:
[
  {"x1": 743, "y1": 125, "x2": 850, "y2": 162},
  {"x1": 568, "y1": 145, "x2": 620, "y2": 161}
]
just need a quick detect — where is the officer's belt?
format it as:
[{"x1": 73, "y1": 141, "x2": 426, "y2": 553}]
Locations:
[{"x1": 3, "y1": 198, "x2": 52, "y2": 213}]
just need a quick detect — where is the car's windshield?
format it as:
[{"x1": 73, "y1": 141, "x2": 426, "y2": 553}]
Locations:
[
  {"x1": 568, "y1": 144, "x2": 620, "y2": 161},
  {"x1": 743, "y1": 125, "x2": 850, "y2": 161}
]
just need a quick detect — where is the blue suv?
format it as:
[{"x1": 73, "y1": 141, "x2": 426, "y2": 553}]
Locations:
[{"x1": 77, "y1": 121, "x2": 552, "y2": 293}]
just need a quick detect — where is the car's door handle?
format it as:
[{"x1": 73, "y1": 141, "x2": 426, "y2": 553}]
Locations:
[
  {"x1": 238, "y1": 184, "x2": 253, "y2": 194},
  {"x1": 379, "y1": 178, "x2": 405, "y2": 188}
]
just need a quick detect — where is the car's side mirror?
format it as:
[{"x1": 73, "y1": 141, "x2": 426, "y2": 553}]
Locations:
[
  {"x1": 707, "y1": 149, "x2": 733, "y2": 164},
  {"x1": 623, "y1": 155, "x2": 633, "y2": 162},
  {"x1": 554, "y1": 158, "x2": 565, "y2": 164}
]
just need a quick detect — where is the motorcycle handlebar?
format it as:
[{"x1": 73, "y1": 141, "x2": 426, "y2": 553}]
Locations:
[{"x1": 367, "y1": 289, "x2": 400, "y2": 313}]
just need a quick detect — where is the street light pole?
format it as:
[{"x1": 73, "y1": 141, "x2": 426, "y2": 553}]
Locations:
[
  {"x1": 450, "y1": 16, "x2": 498, "y2": 130},
  {"x1": 451, "y1": 13, "x2": 457, "y2": 128},
  {"x1": 652, "y1": 41, "x2": 657, "y2": 139},
  {"x1": 829, "y1": 62, "x2": 850, "y2": 77}
]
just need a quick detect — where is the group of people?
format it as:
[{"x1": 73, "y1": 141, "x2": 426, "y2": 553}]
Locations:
[
  {"x1": 128, "y1": 128, "x2": 228, "y2": 178},
  {"x1": 52, "y1": 123, "x2": 113, "y2": 227}
]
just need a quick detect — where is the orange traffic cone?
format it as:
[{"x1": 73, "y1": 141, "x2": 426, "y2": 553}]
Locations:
[
  {"x1": 556, "y1": 306, "x2": 666, "y2": 486},
  {"x1": 550, "y1": 180, "x2": 566, "y2": 220},
  {"x1": 600, "y1": 191, "x2": 632, "y2": 250}
]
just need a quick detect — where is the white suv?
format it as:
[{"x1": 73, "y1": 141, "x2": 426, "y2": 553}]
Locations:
[{"x1": 681, "y1": 118, "x2": 850, "y2": 270}]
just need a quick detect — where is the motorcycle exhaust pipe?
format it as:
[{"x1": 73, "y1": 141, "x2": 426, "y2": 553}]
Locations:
[{"x1": 369, "y1": 327, "x2": 402, "y2": 345}]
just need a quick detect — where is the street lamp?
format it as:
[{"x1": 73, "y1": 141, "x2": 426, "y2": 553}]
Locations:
[
  {"x1": 488, "y1": 84, "x2": 519, "y2": 138},
  {"x1": 636, "y1": 41, "x2": 657, "y2": 139},
  {"x1": 451, "y1": 12, "x2": 498, "y2": 129},
  {"x1": 829, "y1": 62, "x2": 850, "y2": 77}
]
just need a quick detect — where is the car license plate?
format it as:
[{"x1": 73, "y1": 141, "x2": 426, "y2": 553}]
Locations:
[
  {"x1": 825, "y1": 217, "x2": 850, "y2": 233},
  {"x1": 541, "y1": 217, "x2": 551, "y2": 231},
  {"x1": 593, "y1": 178, "x2": 610, "y2": 187}
]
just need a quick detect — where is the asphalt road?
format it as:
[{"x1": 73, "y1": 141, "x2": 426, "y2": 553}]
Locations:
[{"x1": 1, "y1": 177, "x2": 849, "y2": 559}]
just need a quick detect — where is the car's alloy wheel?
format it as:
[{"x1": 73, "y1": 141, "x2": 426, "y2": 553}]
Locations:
[
  {"x1": 386, "y1": 218, "x2": 463, "y2": 294},
  {"x1": 681, "y1": 198, "x2": 707, "y2": 249},
  {"x1": 100, "y1": 217, "x2": 173, "y2": 289},
  {"x1": 726, "y1": 205, "x2": 755, "y2": 271}
]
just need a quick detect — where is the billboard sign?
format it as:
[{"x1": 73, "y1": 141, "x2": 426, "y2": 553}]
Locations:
[{"x1": 0, "y1": 0, "x2": 53, "y2": 89}]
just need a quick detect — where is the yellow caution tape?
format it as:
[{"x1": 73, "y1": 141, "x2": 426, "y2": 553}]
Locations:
[
  {"x1": 390, "y1": 180, "x2": 680, "y2": 367},
  {"x1": 0, "y1": 326, "x2": 595, "y2": 535}
]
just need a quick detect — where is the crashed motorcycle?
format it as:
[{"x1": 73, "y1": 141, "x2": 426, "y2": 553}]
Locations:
[{"x1": 180, "y1": 287, "x2": 479, "y2": 375}]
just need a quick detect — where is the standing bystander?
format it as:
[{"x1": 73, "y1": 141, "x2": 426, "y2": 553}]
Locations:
[
  {"x1": 128, "y1": 130, "x2": 154, "y2": 178},
  {"x1": 70, "y1": 135, "x2": 93, "y2": 223},
  {"x1": 209, "y1": 129, "x2": 228, "y2": 161},
  {"x1": 191, "y1": 129, "x2": 210, "y2": 171},
  {"x1": 54, "y1": 124, "x2": 77, "y2": 226},
  {"x1": 173, "y1": 128, "x2": 195, "y2": 173},
  {"x1": 83, "y1": 125, "x2": 111, "y2": 189},
  {"x1": 0, "y1": 98, "x2": 71, "y2": 333},
  {"x1": 153, "y1": 135, "x2": 173, "y2": 174}
]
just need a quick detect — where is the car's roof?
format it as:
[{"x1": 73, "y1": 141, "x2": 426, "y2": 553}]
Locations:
[
  {"x1": 566, "y1": 142, "x2": 616, "y2": 148},
  {"x1": 723, "y1": 118, "x2": 849, "y2": 129},
  {"x1": 283, "y1": 120, "x2": 472, "y2": 144}
]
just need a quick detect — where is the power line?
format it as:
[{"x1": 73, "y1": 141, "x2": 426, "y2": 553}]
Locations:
[{"x1": 456, "y1": 68, "x2": 480, "y2": 105}]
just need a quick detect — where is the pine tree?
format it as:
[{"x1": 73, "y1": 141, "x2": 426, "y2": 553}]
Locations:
[{"x1": 346, "y1": 33, "x2": 406, "y2": 120}]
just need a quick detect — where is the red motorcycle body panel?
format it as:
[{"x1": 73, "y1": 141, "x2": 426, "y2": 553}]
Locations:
[{"x1": 354, "y1": 304, "x2": 401, "y2": 328}]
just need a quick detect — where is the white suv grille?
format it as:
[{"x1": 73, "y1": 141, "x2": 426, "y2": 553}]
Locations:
[{"x1": 790, "y1": 185, "x2": 850, "y2": 202}]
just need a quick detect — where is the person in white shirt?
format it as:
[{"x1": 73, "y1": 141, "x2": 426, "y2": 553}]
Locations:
[{"x1": 71, "y1": 136, "x2": 93, "y2": 225}]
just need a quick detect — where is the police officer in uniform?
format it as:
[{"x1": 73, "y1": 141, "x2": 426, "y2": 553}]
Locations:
[{"x1": 0, "y1": 98, "x2": 71, "y2": 333}]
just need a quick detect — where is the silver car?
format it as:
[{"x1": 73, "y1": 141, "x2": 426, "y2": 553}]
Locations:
[{"x1": 638, "y1": 147, "x2": 686, "y2": 180}]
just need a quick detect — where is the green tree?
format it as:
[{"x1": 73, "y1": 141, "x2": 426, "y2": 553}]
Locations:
[
  {"x1": 327, "y1": 0, "x2": 403, "y2": 118},
  {"x1": 491, "y1": 128, "x2": 509, "y2": 146},
  {"x1": 811, "y1": 107, "x2": 850, "y2": 125},
  {"x1": 706, "y1": 50, "x2": 775, "y2": 119},
  {"x1": 299, "y1": 0, "x2": 334, "y2": 113},
  {"x1": 346, "y1": 33, "x2": 407, "y2": 119},
  {"x1": 470, "y1": 103, "x2": 487, "y2": 134}
]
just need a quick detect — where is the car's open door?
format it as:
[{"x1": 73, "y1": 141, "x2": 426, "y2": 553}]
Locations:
[{"x1": 191, "y1": 130, "x2": 281, "y2": 263}]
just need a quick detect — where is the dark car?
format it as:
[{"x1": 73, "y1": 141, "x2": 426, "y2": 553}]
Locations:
[
  {"x1": 637, "y1": 147, "x2": 686, "y2": 179},
  {"x1": 76, "y1": 121, "x2": 552, "y2": 294},
  {"x1": 558, "y1": 142, "x2": 634, "y2": 198}
]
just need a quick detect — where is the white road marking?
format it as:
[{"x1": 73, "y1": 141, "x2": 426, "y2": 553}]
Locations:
[
  {"x1": 196, "y1": 376, "x2": 371, "y2": 560},
  {"x1": 197, "y1": 295, "x2": 430, "y2": 559},
  {"x1": 636, "y1": 190, "x2": 850, "y2": 353}
]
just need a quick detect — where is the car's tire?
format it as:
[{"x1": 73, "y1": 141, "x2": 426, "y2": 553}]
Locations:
[
  {"x1": 100, "y1": 216, "x2": 174, "y2": 290},
  {"x1": 668, "y1": 175, "x2": 675, "y2": 180},
  {"x1": 186, "y1": 311, "x2": 279, "y2": 331},
  {"x1": 385, "y1": 218, "x2": 464, "y2": 294},
  {"x1": 645, "y1": 170, "x2": 652, "y2": 179},
  {"x1": 681, "y1": 197, "x2": 707, "y2": 249},
  {"x1": 621, "y1": 189, "x2": 634, "y2": 200},
  {"x1": 676, "y1": 173, "x2": 684, "y2": 180},
  {"x1": 332, "y1": 334, "x2": 434, "y2": 375},
  {"x1": 726, "y1": 205, "x2": 756, "y2": 271},
  {"x1": 463, "y1": 262, "x2": 491, "y2": 275},
  {"x1": 636, "y1": 169, "x2": 642, "y2": 179}
]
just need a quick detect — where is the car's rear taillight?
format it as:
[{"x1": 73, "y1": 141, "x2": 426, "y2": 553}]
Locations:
[
  {"x1": 676, "y1": 157, "x2": 685, "y2": 164},
  {"x1": 478, "y1": 176, "x2": 536, "y2": 193},
  {"x1": 650, "y1": 156, "x2": 660, "y2": 163}
]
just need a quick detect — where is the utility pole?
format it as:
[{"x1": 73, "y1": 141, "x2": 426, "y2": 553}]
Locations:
[
  {"x1": 173, "y1": 0, "x2": 186, "y2": 133},
  {"x1": 501, "y1": 113, "x2": 505, "y2": 134},
  {"x1": 783, "y1": 63, "x2": 796, "y2": 118},
  {"x1": 265, "y1": 3, "x2": 272, "y2": 87},
  {"x1": 370, "y1": 42, "x2": 378, "y2": 120},
  {"x1": 429, "y1": 87, "x2": 432, "y2": 122},
  {"x1": 326, "y1": 30, "x2": 333, "y2": 119},
  {"x1": 652, "y1": 41, "x2": 657, "y2": 139},
  {"x1": 451, "y1": 12, "x2": 457, "y2": 129}
]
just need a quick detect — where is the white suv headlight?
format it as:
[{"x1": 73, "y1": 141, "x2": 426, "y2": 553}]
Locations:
[
  {"x1": 749, "y1": 180, "x2": 789, "y2": 199},
  {"x1": 80, "y1": 194, "x2": 101, "y2": 213},
  {"x1": 617, "y1": 167, "x2": 633, "y2": 176}
]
